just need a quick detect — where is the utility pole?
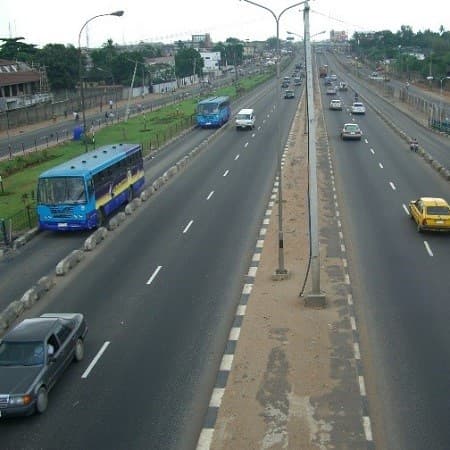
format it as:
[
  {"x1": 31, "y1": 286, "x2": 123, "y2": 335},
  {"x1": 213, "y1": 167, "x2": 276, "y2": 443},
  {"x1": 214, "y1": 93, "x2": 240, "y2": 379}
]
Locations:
[{"x1": 303, "y1": 0, "x2": 326, "y2": 307}]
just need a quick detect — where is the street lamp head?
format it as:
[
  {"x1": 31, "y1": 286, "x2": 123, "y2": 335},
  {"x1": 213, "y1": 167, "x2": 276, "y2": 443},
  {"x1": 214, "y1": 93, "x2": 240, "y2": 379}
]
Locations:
[{"x1": 110, "y1": 10, "x2": 124, "y2": 17}]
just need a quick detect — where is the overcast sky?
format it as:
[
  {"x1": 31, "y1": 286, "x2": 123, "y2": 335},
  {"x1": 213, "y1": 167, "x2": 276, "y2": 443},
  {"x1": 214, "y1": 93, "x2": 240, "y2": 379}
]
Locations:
[{"x1": 1, "y1": 0, "x2": 448, "y2": 49}]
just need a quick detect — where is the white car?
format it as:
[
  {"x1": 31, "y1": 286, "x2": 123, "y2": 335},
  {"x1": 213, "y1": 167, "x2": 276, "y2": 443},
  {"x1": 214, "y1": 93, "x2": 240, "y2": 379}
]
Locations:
[
  {"x1": 329, "y1": 99, "x2": 342, "y2": 110},
  {"x1": 235, "y1": 108, "x2": 255, "y2": 130},
  {"x1": 351, "y1": 102, "x2": 366, "y2": 114}
]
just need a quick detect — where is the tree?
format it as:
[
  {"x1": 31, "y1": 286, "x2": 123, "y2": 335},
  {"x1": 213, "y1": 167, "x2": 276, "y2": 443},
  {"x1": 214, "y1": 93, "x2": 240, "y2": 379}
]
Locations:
[
  {"x1": 0, "y1": 37, "x2": 38, "y2": 63},
  {"x1": 36, "y1": 44, "x2": 79, "y2": 91},
  {"x1": 174, "y1": 48, "x2": 203, "y2": 78}
]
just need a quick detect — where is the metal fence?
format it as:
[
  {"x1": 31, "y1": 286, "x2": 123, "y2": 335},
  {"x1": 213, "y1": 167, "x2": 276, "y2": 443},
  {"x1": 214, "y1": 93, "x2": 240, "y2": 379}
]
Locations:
[{"x1": 1, "y1": 204, "x2": 37, "y2": 246}]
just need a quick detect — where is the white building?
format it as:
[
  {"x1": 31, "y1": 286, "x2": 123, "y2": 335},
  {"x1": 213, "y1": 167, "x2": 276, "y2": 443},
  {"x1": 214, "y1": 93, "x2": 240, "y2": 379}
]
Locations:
[{"x1": 200, "y1": 52, "x2": 221, "y2": 78}]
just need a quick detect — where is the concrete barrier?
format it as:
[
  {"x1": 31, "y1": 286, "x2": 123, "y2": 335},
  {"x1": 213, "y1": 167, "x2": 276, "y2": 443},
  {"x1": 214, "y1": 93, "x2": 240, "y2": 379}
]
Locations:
[
  {"x1": 13, "y1": 227, "x2": 39, "y2": 250},
  {"x1": 83, "y1": 227, "x2": 108, "y2": 251},
  {"x1": 20, "y1": 288, "x2": 38, "y2": 309},
  {"x1": 56, "y1": 249, "x2": 84, "y2": 276},
  {"x1": 132, "y1": 197, "x2": 142, "y2": 208},
  {"x1": 125, "y1": 202, "x2": 136, "y2": 215},
  {"x1": 431, "y1": 160, "x2": 442, "y2": 170}
]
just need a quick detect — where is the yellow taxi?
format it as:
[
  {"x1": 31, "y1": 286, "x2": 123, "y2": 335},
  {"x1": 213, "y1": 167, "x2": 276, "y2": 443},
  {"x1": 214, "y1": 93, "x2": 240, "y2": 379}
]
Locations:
[{"x1": 408, "y1": 197, "x2": 450, "y2": 232}]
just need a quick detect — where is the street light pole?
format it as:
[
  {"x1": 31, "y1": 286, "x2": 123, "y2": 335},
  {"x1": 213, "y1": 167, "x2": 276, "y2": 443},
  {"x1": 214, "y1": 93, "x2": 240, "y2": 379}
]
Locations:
[
  {"x1": 303, "y1": 1, "x2": 325, "y2": 306},
  {"x1": 240, "y1": 0, "x2": 306, "y2": 278},
  {"x1": 78, "y1": 10, "x2": 124, "y2": 152}
]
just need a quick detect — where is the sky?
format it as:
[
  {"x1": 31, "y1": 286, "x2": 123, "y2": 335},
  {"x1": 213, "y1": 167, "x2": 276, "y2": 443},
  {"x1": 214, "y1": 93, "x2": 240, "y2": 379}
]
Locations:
[{"x1": 1, "y1": 0, "x2": 449, "y2": 49}]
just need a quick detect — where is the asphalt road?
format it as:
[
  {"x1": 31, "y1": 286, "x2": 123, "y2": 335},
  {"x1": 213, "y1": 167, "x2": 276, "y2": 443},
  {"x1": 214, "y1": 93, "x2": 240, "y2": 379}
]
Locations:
[
  {"x1": 320, "y1": 63, "x2": 450, "y2": 450},
  {"x1": 0, "y1": 75, "x2": 302, "y2": 449}
]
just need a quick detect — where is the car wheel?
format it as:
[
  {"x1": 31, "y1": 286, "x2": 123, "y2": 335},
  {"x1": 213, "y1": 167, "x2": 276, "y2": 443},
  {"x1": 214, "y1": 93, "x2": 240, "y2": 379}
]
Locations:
[
  {"x1": 74, "y1": 338, "x2": 84, "y2": 362},
  {"x1": 36, "y1": 387, "x2": 48, "y2": 414}
]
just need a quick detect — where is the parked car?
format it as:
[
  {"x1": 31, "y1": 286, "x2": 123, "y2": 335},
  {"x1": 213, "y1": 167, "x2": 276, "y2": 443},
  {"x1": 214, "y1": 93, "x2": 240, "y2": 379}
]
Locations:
[
  {"x1": 0, "y1": 313, "x2": 88, "y2": 417},
  {"x1": 408, "y1": 197, "x2": 450, "y2": 232},
  {"x1": 341, "y1": 123, "x2": 362, "y2": 140},
  {"x1": 351, "y1": 102, "x2": 366, "y2": 114},
  {"x1": 329, "y1": 99, "x2": 343, "y2": 111}
]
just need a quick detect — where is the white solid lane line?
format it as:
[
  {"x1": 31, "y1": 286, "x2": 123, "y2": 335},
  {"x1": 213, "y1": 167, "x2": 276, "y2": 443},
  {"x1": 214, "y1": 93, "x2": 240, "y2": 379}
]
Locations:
[
  {"x1": 223, "y1": 170, "x2": 229, "y2": 177},
  {"x1": 424, "y1": 241, "x2": 434, "y2": 256},
  {"x1": 206, "y1": 191, "x2": 214, "y2": 200},
  {"x1": 389, "y1": 182, "x2": 396, "y2": 191},
  {"x1": 183, "y1": 220, "x2": 194, "y2": 234},
  {"x1": 81, "y1": 341, "x2": 110, "y2": 379},
  {"x1": 146, "y1": 265, "x2": 162, "y2": 285}
]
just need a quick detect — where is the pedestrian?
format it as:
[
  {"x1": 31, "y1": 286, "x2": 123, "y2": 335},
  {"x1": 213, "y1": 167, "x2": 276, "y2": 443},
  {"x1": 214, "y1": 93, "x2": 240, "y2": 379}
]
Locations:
[{"x1": 109, "y1": 99, "x2": 113, "y2": 110}]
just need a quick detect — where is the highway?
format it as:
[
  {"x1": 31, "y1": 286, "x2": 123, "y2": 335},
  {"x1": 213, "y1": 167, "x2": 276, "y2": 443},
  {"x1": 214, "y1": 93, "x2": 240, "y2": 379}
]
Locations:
[
  {"x1": 320, "y1": 55, "x2": 450, "y2": 450},
  {"x1": 0, "y1": 75, "x2": 302, "y2": 449},
  {"x1": 3, "y1": 53, "x2": 450, "y2": 449}
]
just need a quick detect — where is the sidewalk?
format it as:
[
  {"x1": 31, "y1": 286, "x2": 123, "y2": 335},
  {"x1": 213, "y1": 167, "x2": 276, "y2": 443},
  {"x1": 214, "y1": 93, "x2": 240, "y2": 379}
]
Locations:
[{"x1": 199, "y1": 93, "x2": 371, "y2": 449}]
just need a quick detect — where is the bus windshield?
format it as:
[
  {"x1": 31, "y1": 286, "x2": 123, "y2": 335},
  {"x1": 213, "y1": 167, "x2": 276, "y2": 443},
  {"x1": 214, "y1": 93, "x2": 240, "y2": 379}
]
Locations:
[
  {"x1": 197, "y1": 103, "x2": 219, "y2": 114},
  {"x1": 37, "y1": 176, "x2": 87, "y2": 205}
]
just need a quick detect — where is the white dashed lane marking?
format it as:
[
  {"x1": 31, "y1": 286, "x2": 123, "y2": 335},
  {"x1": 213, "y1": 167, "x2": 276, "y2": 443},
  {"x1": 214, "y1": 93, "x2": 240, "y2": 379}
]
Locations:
[
  {"x1": 81, "y1": 341, "x2": 110, "y2": 379},
  {"x1": 223, "y1": 170, "x2": 229, "y2": 177},
  {"x1": 183, "y1": 220, "x2": 194, "y2": 234},
  {"x1": 146, "y1": 265, "x2": 162, "y2": 285},
  {"x1": 389, "y1": 181, "x2": 396, "y2": 191},
  {"x1": 206, "y1": 191, "x2": 214, "y2": 200},
  {"x1": 424, "y1": 241, "x2": 434, "y2": 256}
]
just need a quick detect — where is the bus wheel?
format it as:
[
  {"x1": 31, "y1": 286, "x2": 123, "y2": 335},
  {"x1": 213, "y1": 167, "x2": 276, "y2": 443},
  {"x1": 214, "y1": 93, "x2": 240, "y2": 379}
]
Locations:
[{"x1": 127, "y1": 187, "x2": 133, "y2": 203}]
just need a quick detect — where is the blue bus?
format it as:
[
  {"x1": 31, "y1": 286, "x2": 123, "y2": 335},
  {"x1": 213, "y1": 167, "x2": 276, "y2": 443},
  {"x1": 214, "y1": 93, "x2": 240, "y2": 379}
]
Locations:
[
  {"x1": 196, "y1": 96, "x2": 231, "y2": 128},
  {"x1": 36, "y1": 143, "x2": 145, "y2": 231}
]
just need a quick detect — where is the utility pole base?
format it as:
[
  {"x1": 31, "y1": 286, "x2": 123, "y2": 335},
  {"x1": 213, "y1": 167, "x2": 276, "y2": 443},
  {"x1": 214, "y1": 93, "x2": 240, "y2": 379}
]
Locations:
[
  {"x1": 304, "y1": 292, "x2": 327, "y2": 308},
  {"x1": 272, "y1": 269, "x2": 290, "y2": 281}
]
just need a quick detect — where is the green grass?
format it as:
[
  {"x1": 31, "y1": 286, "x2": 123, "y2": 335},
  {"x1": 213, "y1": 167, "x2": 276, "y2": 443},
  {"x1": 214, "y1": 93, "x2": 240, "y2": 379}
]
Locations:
[{"x1": 0, "y1": 71, "x2": 274, "y2": 221}]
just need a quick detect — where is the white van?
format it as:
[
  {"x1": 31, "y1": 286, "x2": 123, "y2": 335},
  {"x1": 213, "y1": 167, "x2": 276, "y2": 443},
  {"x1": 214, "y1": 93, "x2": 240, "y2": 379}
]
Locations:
[{"x1": 235, "y1": 108, "x2": 255, "y2": 130}]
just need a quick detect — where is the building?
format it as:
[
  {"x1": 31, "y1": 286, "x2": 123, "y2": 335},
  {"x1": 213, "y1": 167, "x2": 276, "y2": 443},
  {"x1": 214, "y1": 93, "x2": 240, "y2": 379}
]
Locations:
[
  {"x1": 200, "y1": 52, "x2": 221, "y2": 78},
  {"x1": 330, "y1": 30, "x2": 348, "y2": 42},
  {"x1": 0, "y1": 59, "x2": 50, "y2": 112},
  {"x1": 192, "y1": 34, "x2": 212, "y2": 50}
]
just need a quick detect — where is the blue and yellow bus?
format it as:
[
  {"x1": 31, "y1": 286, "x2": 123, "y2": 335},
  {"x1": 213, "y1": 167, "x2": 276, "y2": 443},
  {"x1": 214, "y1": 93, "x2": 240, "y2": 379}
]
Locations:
[
  {"x1": 196, "y1": 96, "x2": 231, "y2": 128},
  {"x1": 36, "y1": 143, "x2": 145, "y2": 231}
]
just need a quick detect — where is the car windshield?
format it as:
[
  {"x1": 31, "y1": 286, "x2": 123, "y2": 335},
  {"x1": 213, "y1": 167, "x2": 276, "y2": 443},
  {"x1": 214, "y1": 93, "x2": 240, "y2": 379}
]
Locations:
[
  {"x1": 0, "y1": 341, "x2": 45, "y2": 366},
  {"x1": 345, "y1": 125, "x2": 360, "y2": 131},
  {"x1": 426, "y1": 206, "x2": 450, "y2": 215},
  {"x1": 237, "y1": 114, "x2": 251, "y2": 120},
  {"x1": 37, "y1": 176, "x2": 86, "y2": 205},
  {"x1": 353, "y1": 103, "x2": 364, "y2": 107}
]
